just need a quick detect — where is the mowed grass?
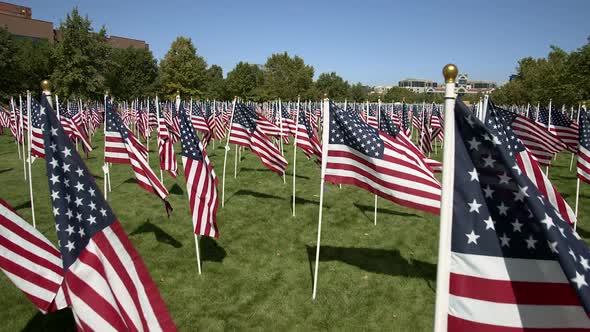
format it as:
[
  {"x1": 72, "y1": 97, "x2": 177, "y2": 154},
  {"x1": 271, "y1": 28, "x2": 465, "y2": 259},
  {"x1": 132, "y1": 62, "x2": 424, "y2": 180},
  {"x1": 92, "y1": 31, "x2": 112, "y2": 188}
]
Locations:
[{"x1": 0, "y1": 129, "x2": 589, "y2": 331}]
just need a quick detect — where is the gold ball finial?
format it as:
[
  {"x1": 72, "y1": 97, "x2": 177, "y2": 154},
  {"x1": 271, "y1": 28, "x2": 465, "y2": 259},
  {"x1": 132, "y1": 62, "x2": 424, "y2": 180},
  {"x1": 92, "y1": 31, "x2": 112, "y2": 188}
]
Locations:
[
  {"x1": 176, "y1": 90, "x2": 180, "y2": 97},
  {"x1": 105, "y1": 90, "x2": 109, "y2": 96},
  {"x1": 442, "y1": 64, "x2": 458, "y2": 83},
  {"x1": 41, "y1": 79, "x2": 51, "y2": 92}
]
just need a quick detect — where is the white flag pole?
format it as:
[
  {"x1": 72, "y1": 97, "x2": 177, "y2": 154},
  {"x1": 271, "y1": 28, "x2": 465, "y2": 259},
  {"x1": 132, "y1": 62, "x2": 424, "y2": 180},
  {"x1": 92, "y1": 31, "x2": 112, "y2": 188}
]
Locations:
[
  {"x1": 374, "y1": 99, "x2": 381, "y2": 226},
  {"x1": 433, "y1": 64, "x2": 458, "y2": 332},
  {"x1": 156, "y1": 96, "x2": 164, "y2": 185},
  {"x1": 10, "y1": 97, "x2": 21, "y2": 160},
  {"x1": 27, "y1": 90, "x2": 36, "y2": 228},
  {"x1": 312, "y1": 95, "x2": 330, "y2": 300},
  {"x1": 292, "y1": 96, "x2": 300, "y2": 217},
  {"x1": 221, "y1": 97, "x2": 237, "y2": 208},
  {"x1": 575, "y1": 178, "x2": 580, "y2": 231},
  {"x1": 19, "y1": 95, "x2": 27, "y2": 181},
  {"x1": 146, "y1": 98, "x2": 150, "y2": 162},
  {"x1": 103, "y1": 92, "x2": 110, "y2": 198},
  {"x1": 546, "y1": 99, "x2": 552, "y2": 176}
]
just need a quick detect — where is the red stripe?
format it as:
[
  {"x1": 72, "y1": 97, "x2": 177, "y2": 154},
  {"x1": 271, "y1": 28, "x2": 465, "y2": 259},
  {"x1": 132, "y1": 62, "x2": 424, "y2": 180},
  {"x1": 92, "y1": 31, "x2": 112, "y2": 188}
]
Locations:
[{"x1": 448, "y1": 315, "x2": 590, "y2": 332}]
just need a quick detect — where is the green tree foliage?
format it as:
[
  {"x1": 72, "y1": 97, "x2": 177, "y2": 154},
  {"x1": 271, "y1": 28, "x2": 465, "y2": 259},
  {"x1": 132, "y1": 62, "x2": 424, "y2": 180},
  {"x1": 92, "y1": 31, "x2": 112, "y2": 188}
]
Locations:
[
  {"x1": 226, "y1": 62, "x2": 264, "y2": 101},
  {"x1": 105, "y1": 47, "x2": 158, "y2": 100},
  {"x1": 492, "y1": 39, "x2": 590, "y2": 106},
  {"x1": 0, "y1": 27, "x2": 18, "y2": 101},
  {"x1": 51, "y1": 7, "x2": 110, "y2": 99},
  {"x1": 12, "y1": 39, "x2": 53, "y2": 94},
  {"x1": 159, "y1": 37, "x2": 208, "y2": 99},
  {"x1": 204, "y1": 64, "x2": 226, "y2": 100},
  {"x1": 315, "y1": 72, "x2": 350, "y2": 100},
  {"x1": 348, "y1": 82, "x2": 369, "y2": 102},
  {"x1": 262, "y1": 52, "x2": 314, "y2": 100}
]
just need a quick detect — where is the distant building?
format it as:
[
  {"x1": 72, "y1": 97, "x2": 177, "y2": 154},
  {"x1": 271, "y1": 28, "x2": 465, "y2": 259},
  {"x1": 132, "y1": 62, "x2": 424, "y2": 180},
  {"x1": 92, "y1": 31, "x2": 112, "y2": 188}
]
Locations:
[
  {"x1": 0, "y1": 1, "x2": 149, "y2": 49},
  {"x1": 398, "y1": 78, "x2": 438, "y2": 93},
  {"x1": 372, "y1": 85, "x2": 393, "y2": 94}
]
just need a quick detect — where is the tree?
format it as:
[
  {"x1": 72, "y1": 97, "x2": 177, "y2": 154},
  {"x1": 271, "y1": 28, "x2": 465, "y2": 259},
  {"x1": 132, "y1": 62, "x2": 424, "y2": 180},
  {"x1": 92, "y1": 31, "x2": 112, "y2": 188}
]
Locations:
[
  {"x1": 159, "y1": 37, "x2": 208, "y2": 99},
  {"x1": 12, "y1": 38, "x2": 53, "y2": 94},
  {"x1": 226, "y1": 62, "x2": 264, "y2": 101},
  {"x1": 105, "y1": 46, "x2": 158, "y2": 100},
  {"x1": 204, "y1": 64, "x2": 226, "y2": 100},
  {"x1": 315, "y1": 72, "x2": 350, "y2": 100},
  {"x1": 262, "y1": 52, "x2": 314, "y2": 100},
  {"x1": 51, "y1": 7, "x2": 110, "y2": 99},
  {"x1": 348, "y1": 82, "x2": 369, "y2": 102},
  {"x1": 0, "y1": 27, "x2": 18, "y2": 101}
]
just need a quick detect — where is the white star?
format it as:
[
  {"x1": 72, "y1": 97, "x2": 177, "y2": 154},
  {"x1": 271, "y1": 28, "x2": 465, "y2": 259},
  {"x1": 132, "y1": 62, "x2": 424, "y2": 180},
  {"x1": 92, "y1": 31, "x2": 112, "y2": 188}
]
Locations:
[
  {"x1": 468, "y1": 168, "x2": 479, "y2": 182},
  {"x1": 467, "y1": 137, "x2": 481, "y2": 150},
  {"x1": 498, "y1": 172, "x2": 511, "y2": 184},
  {"x1": 558, "y1": 227, "x2": 566, "y2": 238},
  {"x1": 74, "y1": 181, "x2": 84, "y2": 192},
  {"x1": 87, "y1": 215, "x2": 96, "y2": 224},
  {"x1": 50, "y1": 127, "x2": 58, "y2": 136},
  {"x1": 75, "y1": 167, "x2": 84, "y2": 177},
  {"x1": 466, "y1": 231, "x2": 480, "y2": 244},
  {"x1": 541, "y1": 214, "x2": 555, "y2": 230},
  {"x1": 581, "y1": 257, "x2": 590, "y2": 271},
  {"x1": 76, "y1": 212, "x2": 83, "y2": 222},
  {"x1": 88, "y1": 188, "x2": 95, "y2": 197},
  {"x1": 468, "y1": 199, "x2": 482, "y2": 213},
  {"x1": 65, "y1": 240, "x2": 75, "y2": 252},
  {"x1": 65, "y1": 194, "x2": 71, "y2": 203},
  {"x1": 49, "y1": 158, "x2": 59, "y2": 169},
  {"x1": 492, "y1": 135, "x2": 502, "y2": 145},
  {"x1": 55, "y1": 223, "x2": 60, "y2": 231},
  {"x1": 50, "y1": 190, "x2": 60, "y2": 201},
  {"x1": 99, "y1": 208, "x2": 107, "y2": 217},
  {"x1": 483, "y1": 185, "x2": 494, "y2": 198},
  {"x1": 78, "y1": 228, "x2": 85, "y2": 238},
  {"x1": 571, "y1": 271, "x2": 588, "y2": 289},
  {"x1": 483, "y1": 216, "x2": 495, "y2": 230},
  {"x1": 569, "y1": 248, "x2": 578, "y2": 261},
  {"x1": 482, "y1": 155, "x2": 495, "y2": 168},
  {"x1": 513, "y1": 186, "x2": 529, "y2": 202},
  {"x1": 89, "y1": 201, "x2": 96, "y2": 210},
  {"x1": 62, "y1": 163, "x2": 71, "y2": 173},
  {"x1": 49, "y1": 173, "x2": 60, "y2": 185},
  {"x1": 499, "y1": 233, "x2": 510, "y2": 247},
  {"x1": 574, "y1": 231, "x2": 582, "y2": 240},
  {"x1": 525, "y1": 235, "x2": 537, "y2": 249},
  {"x1": 497, "y1": 202, "x2": 509, "y2": 215},
  {"x1": 62, "y1": 147, "x2": 71, "y2": 158},
  {"x1": 74, "y1": 197, "x2": 83, "y2": 207},
  {"x1": 65, "y1": 224, "x2": 75, "y2": 236},
  {"x1": 511, "y1": 219, "x2": 523, "y2": 232},
  {"x1": 52, "y1": 207, "x2": 59, "y2": 216},
  {"x1": 548, "y1": 241, "x2": 559, "y2": 253},
  {"x1": 49, "y1": 143, "x2": 57, "y2": 152},
  {"x1": 512, "y1": 164, "x2": 522, "y2": 175}
]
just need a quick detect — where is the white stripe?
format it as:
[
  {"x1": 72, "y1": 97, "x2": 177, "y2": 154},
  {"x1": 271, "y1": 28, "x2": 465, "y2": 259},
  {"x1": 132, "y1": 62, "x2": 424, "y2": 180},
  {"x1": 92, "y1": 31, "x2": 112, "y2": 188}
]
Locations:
[
  {"x1": 103, "y1": 227, "x2": 163, "y2": 332},
  {"x1": 67, "y1": 279, "x2": 119, "y2": 332},
  {"x1": 449, "y1": 294, "x2": 590, "y2": 329},
  {"x1": 0, "y1": 204, "x2": 59, "y2": 256},
  {"x1": 2, "y1": 269, "x2": 58, "y2": 304},
  {"x1": 451, "y1": 252, "x2": 567, "y2": 283}
]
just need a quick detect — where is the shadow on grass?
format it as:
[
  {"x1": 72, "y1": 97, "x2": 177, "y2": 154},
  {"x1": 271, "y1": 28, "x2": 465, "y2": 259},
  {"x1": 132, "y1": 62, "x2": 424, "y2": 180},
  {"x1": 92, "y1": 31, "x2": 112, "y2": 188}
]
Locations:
[
  {"x1": 0, "y1": 167, "x2": 13, "y2": 174},
  {"x1": 124, "y1": 177, "x2": 136, "y2": 184},
  {"x1": 291, "y1": 195, "x2": 330, "y2": 209},
  {"x1": 13, "y1": 200, "x2": 31, "y2": 211},
  {"x1": 200, "y1": 236, "x2": 227, "y2": 263},
  {"x1": 91, "y1": 173, "x2": 103, "y2": 180},
  {"x1": 23, "y1": 308, "x2": 76, "y2": 331},
  {"x1": 169, "y1": 183, "x2": 184, "y2": 195},
  {"x1": 130, "y1": 220, "x2": 182, "y2": 248},
  {"x1": 284, "y1": 172, "x2": 310, "y2": 180},
  {"x1": 306, "y1": 245, "x2": 436, "y2": 281},
  {"x1": 226, "y1": 189, "x2": 284, "y2": 205},
  {"x1": 353, "y1": 203, "x2": 419, "y2": 222}
]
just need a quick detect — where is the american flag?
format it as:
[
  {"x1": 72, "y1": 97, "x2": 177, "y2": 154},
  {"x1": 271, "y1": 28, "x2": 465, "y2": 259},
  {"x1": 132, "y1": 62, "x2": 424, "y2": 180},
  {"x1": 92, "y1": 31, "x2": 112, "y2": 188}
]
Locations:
[
  {"x1": 431, "y1": 104, "x2": 444, "y2": 141},
  {"x1": 105, "y1": 101, "x2": 171, "y2": 204},
  {"x1": 178, "y1": 102, "x2": 219, "y2": 238},
  {"x1": 487, "y1": 101, "x2": 576, "y2": 224},
  {"x1": 158, "y1": 104, "x2": 178, "y2": 178},
  {"x1": 0, "y1": 198, "x2": 67, "y2": 314},
  {"x1": 40, "y1": 95, "x2": 177, "y2": 330},
  {"x1": 401, "y1": 103, "x2": 411, "y2": 137},
  {"x1": 58, "y1": 102, "x2": 92, "y2": 152},
  {"x1": 9, "y1": 102, "x2": 23, "y2": 143},
  {"x1": 30, "y1": 98, "x2": 46, "y2": 159},
  {"x1": 493, "y1": 103, "x2": 565, "y2": 166},
  {"x1": 0, "y1": 106, "x2": 10, "y2": 129},
  {"x1": 577, "y1": 110, "x2": 590, "y2": 184},
  {"x1": 252, "y1": 106, "x2": 282, "y2": 138},
  {"x1": 366, "y1": 105, "x2": 378, "y2": 128},
  {"x1": 325, "y1": 102, "x2": 441, "y2": 214},
  {"x1": 295, "y1": 108, "x2": 322, "y2": 160},
  {"x1": 229, "y1": 103, "x2": 288, "y2": 174},
  {"x1": 538, "y1": 107, "x2": 579, "y2": 153},
  {"x1": 447, "y1": 99, "x2": 590, "y2": 331},
  {"x1": 419, "y1": 109, "x2": 432, "y2": 154},
  {"x1": 411, "y1": 105, "x2": 421, "y2": 130},
  {"x1": 189, "y1": 102, "x2": 211, "y2": 141}
]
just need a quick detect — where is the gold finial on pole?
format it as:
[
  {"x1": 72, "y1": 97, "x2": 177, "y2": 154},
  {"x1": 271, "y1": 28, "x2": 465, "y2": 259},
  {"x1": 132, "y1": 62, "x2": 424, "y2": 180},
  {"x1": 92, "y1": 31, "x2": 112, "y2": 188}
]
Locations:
[
  {"x1": 442, "y1": 64, "x2": 458, "y2": 84},
  {"x1": 41, "y1": 79, "x2": 51, "y2": 95}
]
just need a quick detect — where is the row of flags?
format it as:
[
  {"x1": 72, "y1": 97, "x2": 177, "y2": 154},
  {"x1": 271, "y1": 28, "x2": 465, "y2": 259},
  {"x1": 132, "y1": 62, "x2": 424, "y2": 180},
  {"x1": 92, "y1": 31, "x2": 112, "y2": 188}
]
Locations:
[{"x1": 1, "y1": 90, "x2": 590, "y2": 329}]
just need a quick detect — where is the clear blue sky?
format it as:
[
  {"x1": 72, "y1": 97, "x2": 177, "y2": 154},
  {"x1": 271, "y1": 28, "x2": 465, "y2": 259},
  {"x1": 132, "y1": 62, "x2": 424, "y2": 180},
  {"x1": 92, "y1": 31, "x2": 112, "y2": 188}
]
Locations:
[{"x1": 13, "y1": 0, "x2": 590, "y2": 86}]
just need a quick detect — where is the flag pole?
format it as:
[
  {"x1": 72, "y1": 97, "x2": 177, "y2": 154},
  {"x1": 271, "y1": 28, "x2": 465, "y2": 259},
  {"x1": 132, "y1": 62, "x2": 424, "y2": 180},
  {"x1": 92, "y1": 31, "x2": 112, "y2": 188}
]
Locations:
[
  {"x1": 575, "y1": 177, "x2": 580, "y2": 231},
  {"x1": 19, "y1": 95, "x2": 27, "y2": 181},
  {"x1": 156, "y1": 96, "x2": 164, "y2": 185},
  {"x1": 10, "y1": 97, "x2": 21, "y2": 160},
  {"x1": 103, "y1": 92, "x2": 109, "y2": 199},
  {"x1": 221, "y1": 97, "x2": 237, "y2": 208},
  {"x1": 433, "y1": 64, "x2": 458, "y2": 331},
  {"x1": 374, "y1": 99, "x2": 381, "y2": 226},
  {"x1": 292, "y1": 96, "x2": 300, "y2": 217},
  {"x1": 570, "y1": 104, "x2": 581, "y2": 171},
  {"x1": 27, "y1": 89, "x2": 36, "y2": 228},
  {"x1": 312, "y1": 95, "x2": 330, "y2": 300}
]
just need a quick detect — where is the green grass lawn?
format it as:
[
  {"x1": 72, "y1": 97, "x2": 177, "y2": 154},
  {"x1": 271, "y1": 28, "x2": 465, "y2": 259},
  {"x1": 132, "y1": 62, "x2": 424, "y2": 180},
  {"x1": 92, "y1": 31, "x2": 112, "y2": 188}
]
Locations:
[{"x1": 0, "y1": 130, "x2": 588, "y2": 331}]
